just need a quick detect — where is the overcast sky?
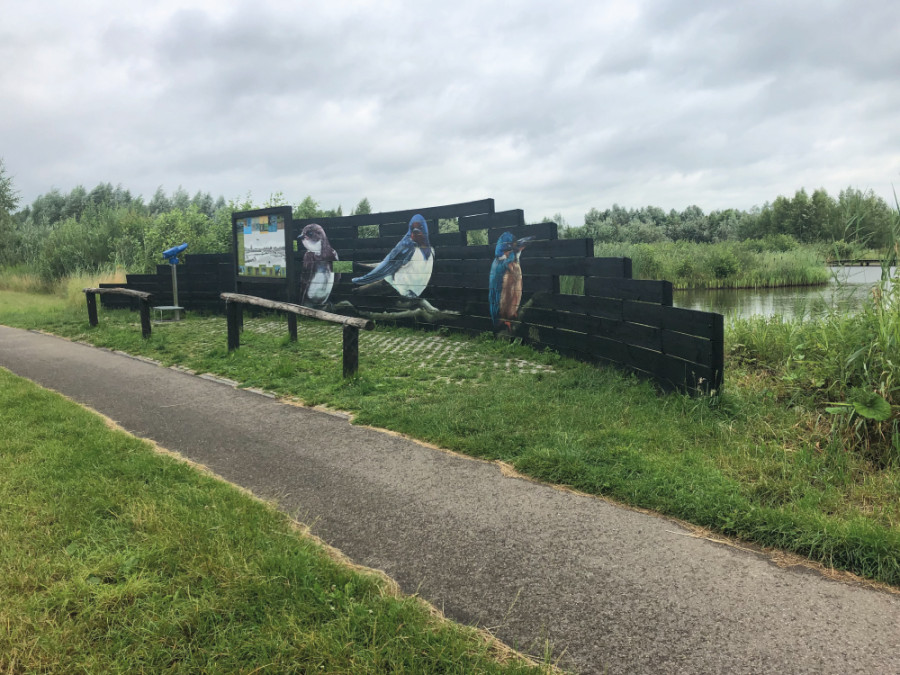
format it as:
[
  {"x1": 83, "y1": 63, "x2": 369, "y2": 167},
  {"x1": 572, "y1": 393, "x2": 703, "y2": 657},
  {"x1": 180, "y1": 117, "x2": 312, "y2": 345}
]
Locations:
[{"x1": 3, "y1": 0, "x2": 899, "y2": 225}]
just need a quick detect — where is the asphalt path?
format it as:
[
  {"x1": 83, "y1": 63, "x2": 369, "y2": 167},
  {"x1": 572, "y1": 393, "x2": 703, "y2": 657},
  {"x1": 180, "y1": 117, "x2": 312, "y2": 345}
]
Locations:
[{"x1": 1, "y1": 324, "x2": 899, "y2": 674}]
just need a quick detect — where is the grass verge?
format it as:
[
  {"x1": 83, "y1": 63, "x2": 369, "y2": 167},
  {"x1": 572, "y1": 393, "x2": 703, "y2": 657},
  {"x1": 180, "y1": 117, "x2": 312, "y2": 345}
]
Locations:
[
  {"x1": 0, "y1": 366, "x2": 552, "y2": 673},
  {"x1": 1, "y1": 288, "x2": 899, "y2": 589}
]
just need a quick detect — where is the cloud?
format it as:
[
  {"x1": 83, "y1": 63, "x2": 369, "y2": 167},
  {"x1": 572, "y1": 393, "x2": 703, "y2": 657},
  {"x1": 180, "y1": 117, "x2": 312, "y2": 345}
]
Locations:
[{"x1": 2, "y1": 0, "x2": 899, "y2": 227}]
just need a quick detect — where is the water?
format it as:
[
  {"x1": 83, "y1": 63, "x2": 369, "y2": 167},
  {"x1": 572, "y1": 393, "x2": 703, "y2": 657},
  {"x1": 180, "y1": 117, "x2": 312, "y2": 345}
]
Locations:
[{"x1": 675, "y1": 266, "x2": 896, "y2": 319}]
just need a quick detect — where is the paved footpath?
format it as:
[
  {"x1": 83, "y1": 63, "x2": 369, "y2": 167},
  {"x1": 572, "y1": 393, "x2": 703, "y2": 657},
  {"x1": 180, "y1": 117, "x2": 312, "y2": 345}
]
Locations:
[{"x1": 1, "y1": 324, "x2": 899, "y2": 674}]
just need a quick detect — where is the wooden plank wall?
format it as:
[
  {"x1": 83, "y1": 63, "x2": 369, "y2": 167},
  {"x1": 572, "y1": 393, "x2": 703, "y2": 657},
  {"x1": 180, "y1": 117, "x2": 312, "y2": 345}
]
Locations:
[{"x1": 100, "y1": 199, "x2": 723, "y2": 393}]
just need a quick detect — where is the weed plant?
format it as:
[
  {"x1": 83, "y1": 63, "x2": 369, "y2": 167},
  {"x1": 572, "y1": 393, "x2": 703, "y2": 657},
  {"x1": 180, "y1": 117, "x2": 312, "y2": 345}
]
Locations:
[{"x1": 729, "y1": 201, "x2": 900, "y2": 465}]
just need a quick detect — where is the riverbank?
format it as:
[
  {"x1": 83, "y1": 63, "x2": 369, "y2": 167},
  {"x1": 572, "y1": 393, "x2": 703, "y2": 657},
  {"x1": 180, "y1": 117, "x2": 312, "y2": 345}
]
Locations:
[{"x1": 2, "y1": 280, "x2": 899, "y2": 588}]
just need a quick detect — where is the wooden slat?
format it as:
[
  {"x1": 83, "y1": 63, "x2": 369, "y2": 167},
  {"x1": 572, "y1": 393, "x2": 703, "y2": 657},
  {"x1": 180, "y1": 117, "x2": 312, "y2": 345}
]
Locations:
[
  {"x1": 584, "y1": 278, "x2": 673, "y2": 305},
  {"x1": 294, "y1": 199, "x2": 495, "y2": 231},
  {"x1": 487, "y1": 222, "x2": 557, "y2": 244},
  {"x1": 622, "y1": 302, "x2": 723, "y2": 342},
  {"x1": 457, "y1": 210, "x2": 525, "y2": 231}
]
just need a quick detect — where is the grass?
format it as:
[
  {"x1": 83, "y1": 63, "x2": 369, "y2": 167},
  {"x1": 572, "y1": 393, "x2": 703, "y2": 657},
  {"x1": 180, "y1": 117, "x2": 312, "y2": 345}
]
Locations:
[
  {"x1": 0, "y1": 366, "x2": 553, "y2": 673},
  {"x1": 592, "y1": 240, "x2": 831, "y2": 290},
  {"x1": 2, "y1": 281, "x2": 900, "y2": 589}
]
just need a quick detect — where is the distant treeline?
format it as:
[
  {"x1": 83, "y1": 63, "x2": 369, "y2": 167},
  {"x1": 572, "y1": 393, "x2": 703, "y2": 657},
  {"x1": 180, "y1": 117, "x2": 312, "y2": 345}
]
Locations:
[
  {"x1": 0, "y1": 177, "x2": 359, "y2": 282},
  {"x1": 0, "y1": 155, "x2": 895, "y2": 284},
  {"x1": 566, "y1": 187, "x2": 897, "y2": 250}
]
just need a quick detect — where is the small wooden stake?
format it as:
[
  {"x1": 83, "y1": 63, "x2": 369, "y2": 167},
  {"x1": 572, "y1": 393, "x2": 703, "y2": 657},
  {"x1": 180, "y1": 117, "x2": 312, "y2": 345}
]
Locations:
[
  {"x1": 86, "y1": 292, "x2": 98, "y2": 327},
  {"x1": 287, "y1": 314, "x2": 298, "y2": 341},
  {"x1": 139, "y1": 297, "x2": 152, "y2": 339},
  {"x1": 343, "y1": 325, "x2": 359, "y2": 378},
  {"x1": 226, "y1": 300, "x2": 240, "y2": 351}
]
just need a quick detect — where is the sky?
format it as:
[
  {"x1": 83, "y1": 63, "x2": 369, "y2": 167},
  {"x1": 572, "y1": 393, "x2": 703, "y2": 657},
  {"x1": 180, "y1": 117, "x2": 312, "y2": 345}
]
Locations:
[{"x1": 2, "y1": 0, "x2": 899, "y2": 226}]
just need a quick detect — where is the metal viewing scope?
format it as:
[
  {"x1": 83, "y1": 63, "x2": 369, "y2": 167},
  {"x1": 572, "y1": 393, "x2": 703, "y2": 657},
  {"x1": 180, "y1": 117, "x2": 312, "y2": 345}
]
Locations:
[{"x1": 163, "y1": 242, "x2": 188, "y2": 264}]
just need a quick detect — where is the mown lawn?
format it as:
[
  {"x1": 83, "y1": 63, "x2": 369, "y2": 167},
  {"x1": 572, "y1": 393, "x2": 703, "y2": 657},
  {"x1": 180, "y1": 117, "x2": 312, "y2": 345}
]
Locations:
[
  {"x1": 0, "y1": 365, "x2": 553, "y2": 673},
  {"x1": 2, "y1": 291, "x2": 900, "y2": 589}
]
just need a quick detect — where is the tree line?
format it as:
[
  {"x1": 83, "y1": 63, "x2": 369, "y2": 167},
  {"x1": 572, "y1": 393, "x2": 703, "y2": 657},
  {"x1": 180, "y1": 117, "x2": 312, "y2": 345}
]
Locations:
[
  {"x1": 568, "y1": 187, "x2": 897, "y2": 250},
  {"x1": 1, "y1": 156, "x2": 895, "y2": 283}
]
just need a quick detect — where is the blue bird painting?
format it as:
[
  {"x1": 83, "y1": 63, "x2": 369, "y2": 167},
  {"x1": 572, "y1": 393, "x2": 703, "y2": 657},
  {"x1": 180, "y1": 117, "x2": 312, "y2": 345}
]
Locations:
[
  {"x1": 352, "y1": 214, "x2": 434, "y2": 297},
  {"x1": 298, "y1": 223, "x2": 339, "y2": 306},
  {"x1": 489, "y1": 232, "x2": 534, "y2": 330}
]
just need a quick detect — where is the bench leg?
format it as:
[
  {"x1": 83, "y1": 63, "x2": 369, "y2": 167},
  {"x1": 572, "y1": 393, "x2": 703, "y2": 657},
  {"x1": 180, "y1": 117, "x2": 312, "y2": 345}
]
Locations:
[
  {"x1": 226, "y1": 300, "x2": 241, "y2": 351},
  {"x1": 343, "y1": 325, "x2": 359, "y2": 377},
  {"x1": 139, "y1": 298, "x2": 152, "y2": 339},
  {"x1": 86, "y1": 292, "x2": 98, "y2": 327}
]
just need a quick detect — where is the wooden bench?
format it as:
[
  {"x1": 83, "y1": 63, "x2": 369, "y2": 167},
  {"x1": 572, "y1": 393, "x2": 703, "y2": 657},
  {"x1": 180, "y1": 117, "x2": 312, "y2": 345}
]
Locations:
[
  {"x1": 83, "y1": 287, "x2": 153, "y2": 338},
  {"x1": 220, "y1": 293, "x2": 374, "y2": 377}
]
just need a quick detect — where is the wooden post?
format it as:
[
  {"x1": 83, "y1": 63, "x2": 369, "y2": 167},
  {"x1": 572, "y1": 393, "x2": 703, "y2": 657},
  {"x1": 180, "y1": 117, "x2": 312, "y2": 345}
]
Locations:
[
  {"x1": 86, "y1": 291, "x2": 98, "y2": 327},
  {"x1": 343, "y1": 325, "x2": 359, "y2": 377},
  {"x1": 287, "y1": 314, "x2": 298, "y2": 341},
  {"x1": 226, "y1": 300, "x2": 240, "y2": 351},
  {"x1": 139, "y1": 297, "x2": 152, "y2": 339}
]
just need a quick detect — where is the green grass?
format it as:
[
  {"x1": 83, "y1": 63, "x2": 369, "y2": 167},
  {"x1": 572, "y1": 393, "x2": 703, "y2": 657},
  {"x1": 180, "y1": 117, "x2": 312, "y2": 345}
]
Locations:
[
  {"x1": 2, "y1": 292, "x2": 900, "y2": 589},
  {"x1": 592, "y1": 240, "x2": 831, "y2": 290},
  {"x1": 0, "y1": 367, "x2": 552, "y2": 673}
]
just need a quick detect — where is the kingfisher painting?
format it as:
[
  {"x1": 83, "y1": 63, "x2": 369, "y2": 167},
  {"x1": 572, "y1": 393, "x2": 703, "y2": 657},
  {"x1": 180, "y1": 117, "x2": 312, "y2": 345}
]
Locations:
[
  {"x1": 298, "y1": 223, "x2": 339, "y2": 306},
  {"x1": 489, "y1": 232, "x2": 534, "y2": 330},
  {"x1": 352, "y1": 214, "x2": 434, "y2": 297}
]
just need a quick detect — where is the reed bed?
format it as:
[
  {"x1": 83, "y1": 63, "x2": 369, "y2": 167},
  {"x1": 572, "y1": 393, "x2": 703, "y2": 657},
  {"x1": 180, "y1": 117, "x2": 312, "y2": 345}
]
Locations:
[{"x1": 593, "y1": 241, "x2": 831, "y2": 290}]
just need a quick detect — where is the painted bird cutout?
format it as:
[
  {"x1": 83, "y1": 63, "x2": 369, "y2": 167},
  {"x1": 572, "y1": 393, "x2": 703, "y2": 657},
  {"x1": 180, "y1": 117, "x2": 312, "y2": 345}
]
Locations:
[
  {"x1": 298, "y1": 223, "x2": 339, "y2": 306},
  {"x1": 489, "y1": 232, "x2": 534, "y2": 330},
  {"x1": 352, "y1": 214, "x2": 434, "y2": 297}
]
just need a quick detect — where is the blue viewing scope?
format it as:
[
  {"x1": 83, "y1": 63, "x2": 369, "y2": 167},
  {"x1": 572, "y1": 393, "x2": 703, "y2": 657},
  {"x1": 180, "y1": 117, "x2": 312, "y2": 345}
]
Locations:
[{"x1": 163, "y1": 242, "x2": 189, "y2": 264}]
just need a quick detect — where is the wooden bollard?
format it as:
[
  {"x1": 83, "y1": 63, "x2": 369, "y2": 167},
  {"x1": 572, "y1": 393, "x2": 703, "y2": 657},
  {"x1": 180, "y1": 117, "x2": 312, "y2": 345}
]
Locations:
[
  {"x1": 85, "y1": 292, "x2": 98, "y2": 327},
  {"x1": 226, "y1": 300, "x2": 240, "y2": 351},
  {"x1": 139, "y1": 297, "x2": 152, "y2": 339},
  {"x1": 287, "y1": 314, "x2": 298, "y2": 341},
  {"x1": 343, "y1": 325, "x2": 359, "y2": 377}
]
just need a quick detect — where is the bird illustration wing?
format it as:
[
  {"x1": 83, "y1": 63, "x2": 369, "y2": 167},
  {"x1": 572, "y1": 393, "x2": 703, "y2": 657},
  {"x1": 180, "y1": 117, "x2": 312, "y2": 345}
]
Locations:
[
  {"x1": 489, "y1": 256, "x2": 509, "y2": 326},
  {"x1": 352, "y1": 236, "x2": 416, "y2": 285}
]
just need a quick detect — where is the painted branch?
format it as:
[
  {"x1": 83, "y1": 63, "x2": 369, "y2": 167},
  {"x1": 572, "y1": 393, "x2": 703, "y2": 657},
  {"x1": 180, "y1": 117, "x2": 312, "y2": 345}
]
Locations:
[{"x1": 220, "y1": 293, "x2": 373, "y2": 330}]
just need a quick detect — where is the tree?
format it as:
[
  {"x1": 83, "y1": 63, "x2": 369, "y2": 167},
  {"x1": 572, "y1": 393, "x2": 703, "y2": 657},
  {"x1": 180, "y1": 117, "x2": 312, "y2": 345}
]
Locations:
[
  {"x1": 0, "y1": 159, "x2": 21, "y2": 266},
  {"x1": 148, "y1": 187, "x2": 171, "y2": 216},
  {"x1": 353, "y1": 197, "x2": 372, "y2": 216}
]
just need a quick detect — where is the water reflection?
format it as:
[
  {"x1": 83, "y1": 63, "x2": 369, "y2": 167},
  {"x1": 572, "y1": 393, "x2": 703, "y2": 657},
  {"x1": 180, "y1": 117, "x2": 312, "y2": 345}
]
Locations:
[{"x1": 675, "y1": 266, "x2": 896, "y2": 319}]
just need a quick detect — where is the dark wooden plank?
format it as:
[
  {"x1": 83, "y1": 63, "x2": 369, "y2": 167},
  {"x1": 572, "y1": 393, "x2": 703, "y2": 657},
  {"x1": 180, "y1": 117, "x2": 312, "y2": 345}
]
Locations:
[
  {"x1": 457, "y1": 210, "x2": 525, "y2": 231},
  {"x1": 622, "y1": 303, "x2": 723, "y2": 341},
  {"x1": 487, "y1": 222, "x2": 557, "y2": 245},
  {"x1": 294, "y1": 199, "x2": 495, "y2": 231},
  {"x1": 525, "y1": 239, "x2": 593, "y2": 258},
  {"x1": 434, "y1": 244, "x2": 493, "y2": 260},
  {"x1": 584, "y1": 278, "x2": 673, "y2": 305},
  {"x1": 585, "y1": 257, "x2": 632, "y2": 279},
  {"x1": 526, "y1": 292, "x2": 623, "y2": 321},
  {"x1": 661, "y1": 330, "x2": 715, "y2": 367}
]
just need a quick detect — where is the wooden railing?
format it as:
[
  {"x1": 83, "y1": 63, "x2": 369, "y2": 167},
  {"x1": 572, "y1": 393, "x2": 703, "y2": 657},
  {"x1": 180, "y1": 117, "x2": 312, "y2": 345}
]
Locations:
[
  {"x1": 83, "y1": 287, "x2": 153, "y2": 338},
  {"x1": 220, "y1": 293, "x2": 374, "y2": 377}
]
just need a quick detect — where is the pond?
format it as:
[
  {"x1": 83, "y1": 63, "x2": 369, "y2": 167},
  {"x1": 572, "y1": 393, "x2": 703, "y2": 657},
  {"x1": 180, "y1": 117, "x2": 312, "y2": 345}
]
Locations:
[{"x1": 674, "y1": 266, "x2": 896, "y2": 319}]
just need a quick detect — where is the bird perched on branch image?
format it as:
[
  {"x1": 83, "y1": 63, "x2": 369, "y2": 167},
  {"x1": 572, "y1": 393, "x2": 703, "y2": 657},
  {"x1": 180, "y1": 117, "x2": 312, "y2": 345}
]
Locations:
[
  {"x1": 298, "y1": 223, "x2": 339, "y2": 306},
  {"x1": 490, "y1": 232, "x2": 534, "y2": 330},
  {"x1": 352, "y1": 214, "x2": 433, "y2": 297}
]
